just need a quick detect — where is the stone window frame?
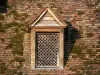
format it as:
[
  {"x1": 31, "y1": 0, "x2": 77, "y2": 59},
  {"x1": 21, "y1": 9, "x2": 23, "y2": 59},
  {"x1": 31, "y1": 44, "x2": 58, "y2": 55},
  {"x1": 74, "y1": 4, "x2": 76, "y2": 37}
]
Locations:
[{"x1": 31, "y1": 28, "x2": 64, "y2": 69}]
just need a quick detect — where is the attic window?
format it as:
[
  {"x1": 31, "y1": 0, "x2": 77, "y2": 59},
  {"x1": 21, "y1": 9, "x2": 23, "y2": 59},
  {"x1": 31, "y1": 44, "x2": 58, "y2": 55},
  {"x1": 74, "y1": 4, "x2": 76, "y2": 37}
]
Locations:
[{"x1": 30, "y1": 8, "x2": 67, "y2": 69}]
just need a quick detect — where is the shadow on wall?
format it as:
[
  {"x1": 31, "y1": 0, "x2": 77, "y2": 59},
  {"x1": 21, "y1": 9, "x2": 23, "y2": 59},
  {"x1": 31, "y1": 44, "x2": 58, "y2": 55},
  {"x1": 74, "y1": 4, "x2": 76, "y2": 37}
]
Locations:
[
  {"x1": 64, "y1": 21, "x2": 81, "y2": 66},
  {"x1": 0, "y1": 0, "x2": 8, "y2": 13}
]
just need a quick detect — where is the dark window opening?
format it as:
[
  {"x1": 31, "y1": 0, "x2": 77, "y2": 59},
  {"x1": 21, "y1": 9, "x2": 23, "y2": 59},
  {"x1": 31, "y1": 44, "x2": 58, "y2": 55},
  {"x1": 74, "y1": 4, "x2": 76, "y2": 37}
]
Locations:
[{"x1": 0, "y1": 0, "x2": 8, "y2": 13}]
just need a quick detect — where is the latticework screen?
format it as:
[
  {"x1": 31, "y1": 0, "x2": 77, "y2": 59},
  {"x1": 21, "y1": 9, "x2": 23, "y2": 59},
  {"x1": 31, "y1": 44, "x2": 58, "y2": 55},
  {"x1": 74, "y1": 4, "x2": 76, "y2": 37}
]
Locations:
[{"x1": 36, "y1": 32, "x2": 59, "y2": 68}]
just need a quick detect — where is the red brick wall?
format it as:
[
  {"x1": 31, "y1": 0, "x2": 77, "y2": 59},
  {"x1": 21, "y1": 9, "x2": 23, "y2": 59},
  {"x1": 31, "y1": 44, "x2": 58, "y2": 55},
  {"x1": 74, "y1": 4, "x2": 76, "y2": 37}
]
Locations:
[{"x1": 0, "y1": 0, "x2": 100, "y2": 75}]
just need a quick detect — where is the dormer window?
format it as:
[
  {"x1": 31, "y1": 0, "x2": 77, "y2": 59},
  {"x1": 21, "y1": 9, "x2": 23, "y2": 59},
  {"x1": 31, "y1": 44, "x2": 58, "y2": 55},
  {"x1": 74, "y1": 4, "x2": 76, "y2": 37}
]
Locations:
[{"x1": 29, "y1": 7, "x2": 67, "y2": 69}]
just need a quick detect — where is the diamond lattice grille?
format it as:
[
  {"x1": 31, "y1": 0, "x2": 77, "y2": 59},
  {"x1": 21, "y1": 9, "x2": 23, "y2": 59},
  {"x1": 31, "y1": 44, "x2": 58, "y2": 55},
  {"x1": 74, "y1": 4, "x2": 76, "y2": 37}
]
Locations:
[{"x1": 36, "y1": 32, "x2": 59, "y2": 67}]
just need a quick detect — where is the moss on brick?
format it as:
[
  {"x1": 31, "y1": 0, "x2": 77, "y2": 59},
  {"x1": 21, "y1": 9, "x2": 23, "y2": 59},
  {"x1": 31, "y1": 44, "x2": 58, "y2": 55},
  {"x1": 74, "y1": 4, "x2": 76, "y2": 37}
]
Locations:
[
  {"x1": 6, "y1": 69, "x2": 17, "y2": 75},
  {"x1": 0, "y1": 23, "x2": 5, "y2": 32},
  {"x1": 14, "y1": 13, "x2": 28, "y2": 21},
  {"x1": 0, "y1": 21, "x2": 27, "y2": 74},
  {"x1": 86, "y1": 32, "x2": 94, "y2": 38},
  {"x1": 10, "y1": 34, "x2": 23, "y2": 55},
  {"x1": 2, "y1": 21, "x2": 27, "y2": 56},
  {"x1": 0, "y1": 62, "x2": 7, "y2": 74},
  {"x1": 72, "y1": 45, "x2": 82, "y2": 54},
  {"x1": 71, "y1": 45, "x2": 86, "y2": 59},
  {"x1": 94, "y1": 8, "x2": 100, "y2": 13},
  {"x1": 0, "y1": 14, "x2": 5, "y2": 20},
  {"x1": 13, "y1": 56, "x2": 25, "y2": 63},
  {"x1": 77, "y1": 10, "x2": 85, "y2": 15},
  {"x1": 4, "y1": 22, "x2": 26, "y2": 55},
  {"x1": 4, "y1": 22, "x2": 22, "y2": 29}
]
